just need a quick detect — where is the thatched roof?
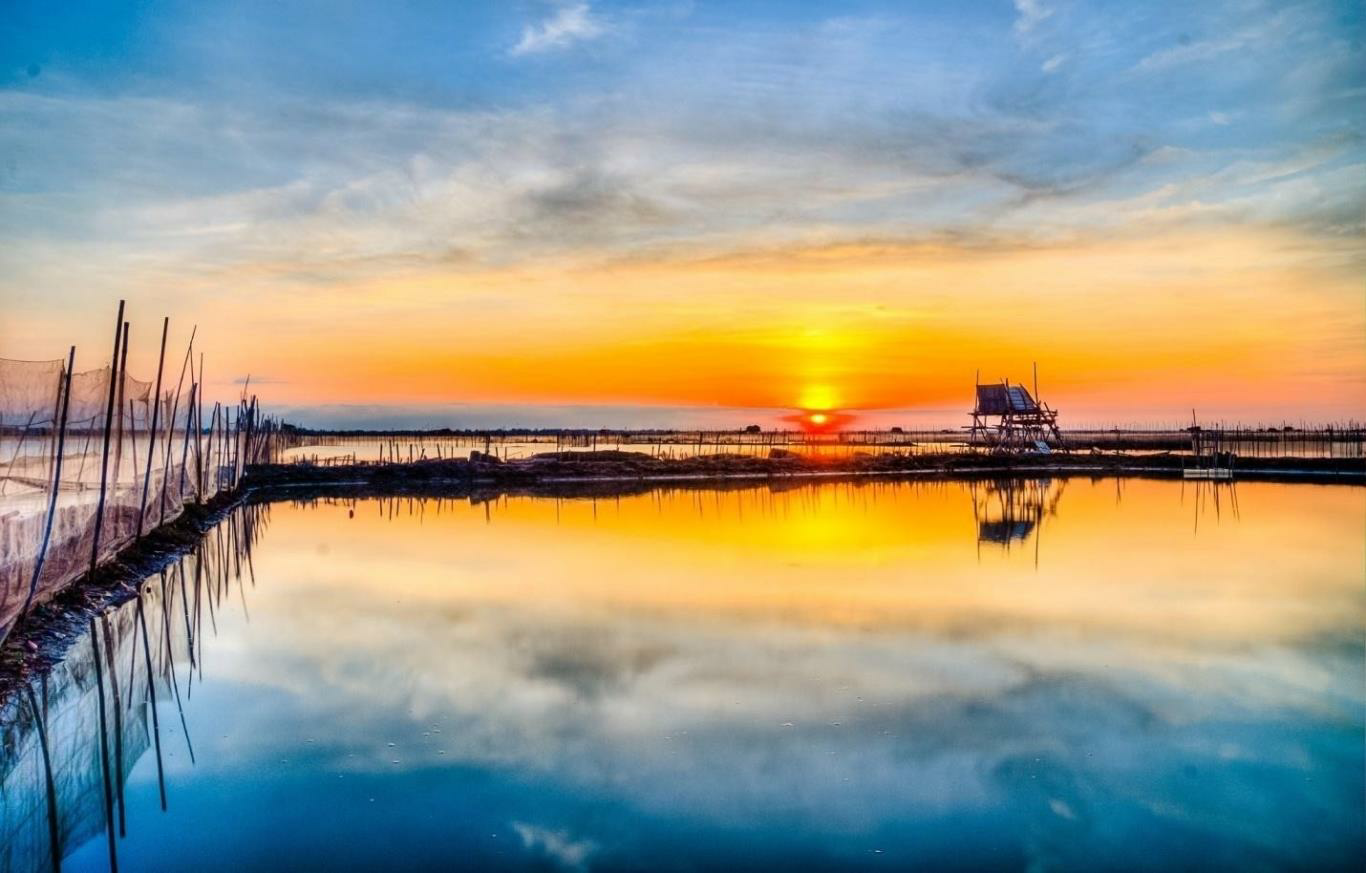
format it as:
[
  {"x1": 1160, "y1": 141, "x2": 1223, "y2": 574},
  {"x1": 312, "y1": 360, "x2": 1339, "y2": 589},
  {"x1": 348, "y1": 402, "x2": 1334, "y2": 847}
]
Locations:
[{"x1": 975, "y1": 383, "x2": 1039, "y2": 415}]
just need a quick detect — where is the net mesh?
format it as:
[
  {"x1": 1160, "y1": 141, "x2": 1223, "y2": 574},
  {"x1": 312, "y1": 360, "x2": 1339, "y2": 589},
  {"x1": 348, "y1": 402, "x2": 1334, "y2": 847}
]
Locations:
[{"x1": 0, "y1": 352, "x2": 265, "y2": 638}]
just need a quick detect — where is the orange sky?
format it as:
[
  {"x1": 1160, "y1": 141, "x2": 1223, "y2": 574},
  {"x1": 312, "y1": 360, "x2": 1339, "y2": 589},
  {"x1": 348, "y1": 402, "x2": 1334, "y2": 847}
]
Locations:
[
  {"x1": 3, "y1": 1, "x2": 1363, "y2": 428},
  {"x1": 131, "y1": 226, "x2": 1361, "y2": 424},
  {"x1": 3, "y1": 225, "x2": 1362, "y2": 427}
]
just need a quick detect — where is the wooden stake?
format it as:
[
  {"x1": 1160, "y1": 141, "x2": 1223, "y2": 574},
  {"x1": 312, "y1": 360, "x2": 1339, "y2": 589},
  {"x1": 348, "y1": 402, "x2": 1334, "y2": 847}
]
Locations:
[
  {"x1": 137, "y1": 318, "x2": 169, "y2": 538},
  {"x1": 89, "y1": 299, "x2": 125, "y2": 572},
  {"x1": 178, "y1": 382, "x2": 197, "y2": 501},
  {"x1": 159, "y1": 326, "x2": 196, "y2": 524},
  {"x1": 111, "y1": 321, "x2": 130, "y2": 496}
]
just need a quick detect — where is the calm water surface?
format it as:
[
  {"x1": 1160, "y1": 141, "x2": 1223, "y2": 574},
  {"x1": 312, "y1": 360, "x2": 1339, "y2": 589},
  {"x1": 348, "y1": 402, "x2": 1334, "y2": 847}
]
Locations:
[{"x1": 2, "y1": 478, "x2": 1362, "y2": 871}]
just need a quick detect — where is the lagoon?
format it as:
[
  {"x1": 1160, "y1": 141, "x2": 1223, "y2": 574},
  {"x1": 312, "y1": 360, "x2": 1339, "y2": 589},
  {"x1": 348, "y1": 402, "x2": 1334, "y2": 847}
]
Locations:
[{"x1": 2, "y1": 477, "x2": 1362, "y2": 871}]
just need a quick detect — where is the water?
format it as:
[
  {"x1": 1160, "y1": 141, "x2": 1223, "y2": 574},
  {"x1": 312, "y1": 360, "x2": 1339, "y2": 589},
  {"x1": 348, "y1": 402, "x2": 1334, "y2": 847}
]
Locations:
[{"x1": 2, "y1": 478, "x2": 1362, "y2": 871}]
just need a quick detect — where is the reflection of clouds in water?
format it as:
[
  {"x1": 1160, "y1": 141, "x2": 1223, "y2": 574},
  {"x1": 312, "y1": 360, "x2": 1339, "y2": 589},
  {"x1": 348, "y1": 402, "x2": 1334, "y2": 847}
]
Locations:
[
  {"x1": 212, "y1": 580, "x2": 1362, "y2": 867},
  {"x1": 4, "y1": 487, "x2": 1361, "y2": 871},
  {"x1": 177, "y1": 485, "x2": 1362, "y2": 869},
  {"x1": 512, "y1": 821, "x2": 597, "y2": 872}
]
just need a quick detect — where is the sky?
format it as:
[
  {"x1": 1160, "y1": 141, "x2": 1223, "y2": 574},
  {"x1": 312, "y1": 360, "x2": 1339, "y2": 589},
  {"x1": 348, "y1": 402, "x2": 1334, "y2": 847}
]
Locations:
[{"x1": 0, "y1": 0, "x2": 1363, "y2": 429}]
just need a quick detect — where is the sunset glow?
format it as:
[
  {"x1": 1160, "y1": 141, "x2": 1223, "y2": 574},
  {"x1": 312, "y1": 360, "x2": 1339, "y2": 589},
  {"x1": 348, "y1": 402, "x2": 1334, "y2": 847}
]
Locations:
[{"x1": 0, "y1": 1, "x2": 1361, "y2": 428}]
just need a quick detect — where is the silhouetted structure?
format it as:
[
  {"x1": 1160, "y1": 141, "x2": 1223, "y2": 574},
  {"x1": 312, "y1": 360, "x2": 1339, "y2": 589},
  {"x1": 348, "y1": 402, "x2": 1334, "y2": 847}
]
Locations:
[{"x1": 967, "y1": 365, "x2": 1063, "y2": 453}]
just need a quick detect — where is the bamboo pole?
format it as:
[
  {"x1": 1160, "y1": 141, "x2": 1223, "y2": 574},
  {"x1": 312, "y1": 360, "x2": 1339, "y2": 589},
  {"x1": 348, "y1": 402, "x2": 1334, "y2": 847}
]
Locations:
[
  {"x1": 128, "y1": 399, "x2": 140, "y2": 500},
  {"x1": 196, "y1": 353, "x2": 205, "y2": 497},
  {"x1": 159, "y1": 326, "x2": 195, "y2": 524},
  {"x1": 228, "y1": 407, "x2": 238, "y2": 487},
  {"x1": 111, "y1": 321, "x2": 130, "y2": 499},
  {"x1": 47, "y1": 367, "x2": 62, "y2": 485},
  {"x1": 178, "y1": 382, "x2": 197, "y2": 502},
  {"x1": 89, "y1": 299, "x2": 125, "y2": 572},
  {"x1": 210, "y1": 402, "x2": 221, "y2": 495},
  {"x1": 138, "y1": 318, "x2": 169, "y2": 538}
]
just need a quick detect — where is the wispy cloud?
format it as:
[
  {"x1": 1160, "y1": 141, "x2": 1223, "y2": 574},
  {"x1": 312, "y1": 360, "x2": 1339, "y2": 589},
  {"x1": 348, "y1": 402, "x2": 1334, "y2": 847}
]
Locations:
[
  {"x1": 1013, "y1": 0, "x2": 1052, "y2": 35},
  {"x1": 1132, "y1": 6, "x2": 1311, "y2": 73},
  {"x1": 2, "y1": 2, "x2": 1360, "y2": 298},
  {"x1": 511, "y1": 3, "x2": 606, "y2": 56}
]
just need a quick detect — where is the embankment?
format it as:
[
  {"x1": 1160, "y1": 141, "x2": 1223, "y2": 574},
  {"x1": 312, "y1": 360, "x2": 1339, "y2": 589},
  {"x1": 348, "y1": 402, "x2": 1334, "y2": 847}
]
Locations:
[
  {"x1": 0, "y1": 490, "x2": 248, "y2": 691},
  {"x1": 242, "y1": 449, "x2": 1365, "y2": 494}
]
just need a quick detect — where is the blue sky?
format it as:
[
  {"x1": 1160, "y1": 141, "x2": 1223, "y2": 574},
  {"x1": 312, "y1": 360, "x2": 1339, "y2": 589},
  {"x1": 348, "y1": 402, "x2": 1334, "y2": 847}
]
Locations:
[
  {"x1": 4, "y1": 0, "x2": 1360, "y2": 262},
  {"x1": 1, "y1": 1, "x2": 1362, "y2": 427}
]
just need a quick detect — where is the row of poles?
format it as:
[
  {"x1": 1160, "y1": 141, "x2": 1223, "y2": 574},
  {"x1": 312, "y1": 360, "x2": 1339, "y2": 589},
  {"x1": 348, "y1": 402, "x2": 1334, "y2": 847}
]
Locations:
[
  {"x1": 9, "y1": 300, "x2": 280, "y2": 646},
  {"x1": 282, "y1": 426, "x2": 1366, "y2": 464}
]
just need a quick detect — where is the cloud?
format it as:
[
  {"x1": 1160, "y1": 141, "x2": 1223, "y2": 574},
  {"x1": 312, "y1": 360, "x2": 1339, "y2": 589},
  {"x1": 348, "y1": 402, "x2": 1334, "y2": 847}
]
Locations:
[
  {"x1": 511, "y1": 3, "x2": 606, "y2": 56},
  {"x1": 1, "y1": 1, "x2": 1361, "y2": 335},
  {"x1": 1013, "y1": 0, "x2": 1052, "y2": 35},
  {"x1": 271, "y1": 403, "x2": 788, "y2": 430},
  {"x1": 233, "y1": 375, "x2": 289, "y2": 385},
  {"x1": 1132, "y1": 6, "x2": 1312, "y2": 74}
]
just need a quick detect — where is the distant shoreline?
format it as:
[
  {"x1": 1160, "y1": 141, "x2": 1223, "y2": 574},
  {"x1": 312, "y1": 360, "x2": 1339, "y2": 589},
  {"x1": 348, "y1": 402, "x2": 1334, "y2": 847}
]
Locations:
[{"x1": 244, "y1": 450, "x2": 1366, "y2": 493}]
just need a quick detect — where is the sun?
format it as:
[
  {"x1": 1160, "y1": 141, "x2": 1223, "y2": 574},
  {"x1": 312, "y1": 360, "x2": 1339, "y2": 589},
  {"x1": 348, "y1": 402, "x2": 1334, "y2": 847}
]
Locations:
[
  {"x1": 783, "y1": 401, "x2": 851, "y2": 433},
  {"x1": 790, "y1": 408, "x2": 846, "y2": 433}
]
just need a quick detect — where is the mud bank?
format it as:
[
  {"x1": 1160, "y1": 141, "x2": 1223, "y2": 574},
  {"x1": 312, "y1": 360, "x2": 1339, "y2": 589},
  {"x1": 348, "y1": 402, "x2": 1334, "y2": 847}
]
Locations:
[
  {"x1": 0, "y1": 490, "x2": 247, "y2": 696},
  {"x1": 243, "y1": 449, "x2": 1366, "y2": 491}
]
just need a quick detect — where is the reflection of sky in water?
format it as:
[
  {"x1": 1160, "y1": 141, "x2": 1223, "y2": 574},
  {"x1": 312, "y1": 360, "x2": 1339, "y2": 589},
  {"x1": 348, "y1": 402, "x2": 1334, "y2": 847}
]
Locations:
[{"x1": 27, "y1": 480, "x2": 1366, "y2": 870}]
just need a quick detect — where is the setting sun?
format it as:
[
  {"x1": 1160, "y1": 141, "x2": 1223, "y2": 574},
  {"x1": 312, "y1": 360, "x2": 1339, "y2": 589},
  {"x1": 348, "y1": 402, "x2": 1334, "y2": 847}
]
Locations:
[{"x1": 789, "y1": 408, "x2": 856, "y2": 434}]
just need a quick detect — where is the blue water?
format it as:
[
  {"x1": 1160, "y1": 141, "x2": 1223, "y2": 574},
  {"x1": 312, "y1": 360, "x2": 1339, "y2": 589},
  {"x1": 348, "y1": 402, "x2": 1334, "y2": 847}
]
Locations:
[{"x1": 3, "y1": 480, "x2": 1363, "y2": 871}]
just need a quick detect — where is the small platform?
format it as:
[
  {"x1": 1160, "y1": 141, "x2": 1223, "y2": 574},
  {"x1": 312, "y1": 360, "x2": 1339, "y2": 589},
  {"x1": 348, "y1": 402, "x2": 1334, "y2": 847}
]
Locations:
[{"x1": 1183, "y1": 468, "x2": 1233, "y2": 480}]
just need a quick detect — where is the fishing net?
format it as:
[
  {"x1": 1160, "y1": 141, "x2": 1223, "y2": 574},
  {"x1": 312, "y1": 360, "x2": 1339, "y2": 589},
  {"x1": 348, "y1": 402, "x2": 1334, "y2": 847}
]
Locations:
[
  {"x1": 0, "y1": 337, "x2": 273, "y2": 642},
  {"x1": 0, "y1": 357, "x2": 198, "y2": 636}
]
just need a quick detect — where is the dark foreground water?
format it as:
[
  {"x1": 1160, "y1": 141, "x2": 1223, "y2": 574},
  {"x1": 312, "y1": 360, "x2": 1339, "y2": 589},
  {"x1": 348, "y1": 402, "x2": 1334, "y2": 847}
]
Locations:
[{"x1": 2, "y1": 478, "x2": 1362, "y2": 872}]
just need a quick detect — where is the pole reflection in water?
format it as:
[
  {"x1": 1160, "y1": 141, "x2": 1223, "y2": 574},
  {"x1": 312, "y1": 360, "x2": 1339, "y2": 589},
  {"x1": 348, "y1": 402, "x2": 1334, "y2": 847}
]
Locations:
[
  {"x1": 0, "y1": 503, "x2": 268, "y2": 873},
  {"x1": 0, "y1": 481, "x2": 1362, "y2": 871}
]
